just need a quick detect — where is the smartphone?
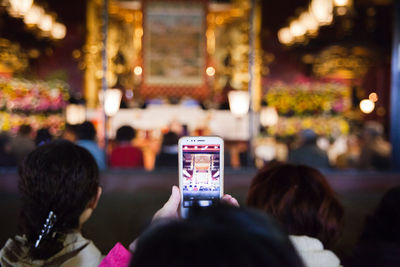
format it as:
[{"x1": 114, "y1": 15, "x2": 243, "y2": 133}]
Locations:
[{"x1": 179, "y1": 136, "x2": 224, "y2": 218}]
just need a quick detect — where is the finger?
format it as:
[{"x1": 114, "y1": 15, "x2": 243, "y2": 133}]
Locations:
[
  {"x1": 222, "y1": 194, "x2": 240, "y2": 207},
  {"x1": 154, "y1": 186, "x2": 180, "y2": 219},
  {"x1": 221, "y1": 194, "x2": 232, "y2": 202},
  {"x1": 163, "y1": 185, "x2": 180, "y2": 210},
  {"x1": 152, "y1": 186, "x2": 181, "y2": 221},
  {"x1": 229, "y1": 197, "x2": 240, "y2": 207},
  {"x1": 129, "y1": 239, "x2": 138, "y2": 252}
]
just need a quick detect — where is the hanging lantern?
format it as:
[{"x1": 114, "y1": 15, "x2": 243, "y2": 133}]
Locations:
[
  {"x1": 310, "y1": 0, "x2": 333, "y2": 25},
  {"x1": 38, "y1": 14, "x2": 53, "y2": 32},
  {"x1": 278, "y1": 27, "x2": 294, "y2": 45},
  {"x1": 299, "y1": 11, "x2": 319, "y2": 34},
  {"x1": 23, "y1": 5, "x2": 43, "y2": 25},
  {"x1": 334, "y1": 0, "x2": 351, "y2": 7},
  {"x1": 103, "y1": 89, "x2": 122, "y2": 117},
  {"x1": 228, "y1": 90, "x2": 249, "y2": 118},
  {"x1": 290, "y1": 20, "x2": 306, "y2": 37},
  {"x1": 8, "y1": 0, "x2": 33, "y2": 17},
  {"x1": 51, "y1": 23, "x2": 67, "y2": 39}
]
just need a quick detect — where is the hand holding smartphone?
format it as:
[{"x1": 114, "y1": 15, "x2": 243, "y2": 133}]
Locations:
[{"x1": 178, "y1": 136, "x2": 224, "y2": 218}]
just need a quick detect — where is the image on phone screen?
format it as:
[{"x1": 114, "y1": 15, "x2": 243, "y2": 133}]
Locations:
[{"x1": 182, "y1": 144, "x2": 221, "y2": 208}]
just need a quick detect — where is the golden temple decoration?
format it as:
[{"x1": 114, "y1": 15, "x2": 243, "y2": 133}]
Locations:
[
  {"x1": 84, "y1": 0, "x2": 261, "y2": 109},
  {"x1": 313, "y1": 45, "x2": 372, "y2": 79},
  {"x1": 84, "y1": 0, "x2": 103, "y2": 108},
  {"x1": 0, "y1": 38, "x2": 28, "y2": 73}
]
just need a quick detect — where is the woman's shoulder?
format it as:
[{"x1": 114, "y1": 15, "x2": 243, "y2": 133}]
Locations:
[
  {"x1": 0, "y1": 235, "x2": 31, "y2": 266},
  {"x1": 59, "y1": 234, "x2": 102, "y2": 267},
  {"x1": 0, "y1": 233, "x2": 102, "y2": 267}
]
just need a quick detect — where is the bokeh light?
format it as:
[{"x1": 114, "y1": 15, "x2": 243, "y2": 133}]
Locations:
[{"x1": 360, "y1": 99, "x2": 375, "y2": 114}]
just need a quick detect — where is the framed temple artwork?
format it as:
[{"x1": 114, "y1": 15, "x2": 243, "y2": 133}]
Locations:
[{"x1": 140, "y1": 0, "x2": 209, "y2": 100}]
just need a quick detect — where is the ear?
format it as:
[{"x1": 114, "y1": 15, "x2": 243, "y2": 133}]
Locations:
[{"x1": 88, "y1": 186, "x2": 102, "y2": 210}]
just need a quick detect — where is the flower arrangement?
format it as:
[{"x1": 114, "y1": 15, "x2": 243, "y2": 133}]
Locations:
[
  {"x1": 262, "y1": 81, "x2": 352, "y2": 138},
  {"x1": 265, "y1": 81, "x2": 350, "y2": 116},
  {"x1": 0, "y1": 111, "x2": 65, "y2": 136},
  {"x1": 267, "y1": 116, "x2": 350, "y2": 138},
  {"x1": 0, "y1": 78, "x2": 69, "y2": 113},
  {"x1": 0, "y1": 77, "x2": 69, "y2": 135}
]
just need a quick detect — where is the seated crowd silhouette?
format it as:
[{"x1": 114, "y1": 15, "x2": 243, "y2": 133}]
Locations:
[{"x1": 0, "y1": 118, "x2": 392, "y2": 171}]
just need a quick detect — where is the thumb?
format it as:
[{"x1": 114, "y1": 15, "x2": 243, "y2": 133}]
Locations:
[
  {"x1": 163, "y1": 185, "x2": 180, "y2": 210},
  {"x1": 153, "y1": 185, "x2": 181, "y2": 221}
]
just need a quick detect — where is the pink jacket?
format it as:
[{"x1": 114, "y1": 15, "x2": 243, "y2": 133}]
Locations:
[{"x1": 99, "y1": 243, "x2": 131, "y2": 267}]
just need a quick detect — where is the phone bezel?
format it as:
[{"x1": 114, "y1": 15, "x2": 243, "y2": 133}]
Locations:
[{"x1": 178, "y1": 136, "x2": 224, "y2": 218}]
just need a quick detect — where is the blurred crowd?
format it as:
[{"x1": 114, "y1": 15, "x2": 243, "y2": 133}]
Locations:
[
  {"x1": 0, "y1": 120, "x2": 392, "y2": 171},
  {"x1": 286, "y1": 121, "x2": 391, "y2": 170}
]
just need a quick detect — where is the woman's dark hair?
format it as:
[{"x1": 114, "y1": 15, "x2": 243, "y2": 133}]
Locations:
[
  {"x1": 77, "y1": 121, "x2": 96, "y2": 140},
  {"x1": 247, "y1": 162, "x2": 343, "y2": 248},
  {"x1": 34, "y1": 128, "x2": 52, "y2": 146},
  {"x1": 130, "y1": 205, "x2": 304, "y2": 267},
  {"x1": 18, "y1": 140, "x2": 99, "y2": 259},
  {"x1": 161, "y1": 131, "x2": 179, "y2": 147},
  {"x1": 116, "y1": 125, "x2": 136, "y2": 142},
  {"x1": 19, "y1": 124, "x2": 32, "y2": 136}
]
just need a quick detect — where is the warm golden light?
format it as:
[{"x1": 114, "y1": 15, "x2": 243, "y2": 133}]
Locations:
[
  {"x1": 336, "y1": 6, "x2": 348, "y2": 16},
  {"x1": 51, "y1": 23, "x2": 67, "y2": 39},
  {"x1": 369, "y1": 92, "x2": 378, "y2": 102},
  {"x1": 260, "y1": 107, "x2": 279, "y2": 127},
  {"x1": 278, "y1": 27, "x2": 293, "y2": 45},
  {"x1": 38, "y1": 14, "x2": 53, "y2": 32},
  {"x1": 23, "y1": 5, "x2": 43, "y2": 25},
  {"x1": 299, "y1": 11, "x2": 319, "y2": 33},
  {"x1": 134, "y1": 66, "x2": 142, "y2": 76},
  {"x1": 66, "y1": 104, "x2": 86, "y2": 125},
  {"x1": 360, "y1": 99, "x2": 375, "y2": 114},
  {"x1": 206, "y1": 66, "x2": 215, "y2": 76},
  {"x1": 135, "y1": 28, "x2": 143, "y2": 38},
  {"x1": 9, "y1": 0, "x2": 33, "y2": 16},
  {"x1": 290, "y1": 20, "x2": 306, "y2": 37},
  {"x1": 310, "y1": 0, "x2": 333, "y2": 25},
  {"x1": 72, "y1": 49, "x2": 81, "y2": 59},
  {"x1": 215, "y1": 16, "x2": 224, "y2": 25},
  {"x1": 334, "y1": 0, "x2": 350, "y2": 7}
]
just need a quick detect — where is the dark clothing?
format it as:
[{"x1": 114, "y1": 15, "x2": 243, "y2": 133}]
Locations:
[
  {"x1": 155, "y1": 152, "x2": 178, "y2": 168},
  {"x1": 359, "y1": 146, "x2": 391, "y2": 170},
  {"x1": 289, "y1": 144, "x2": 330, "y2": 169},
  {"x1": 0, "y1": 152, "x2": 16, "y2": 167},
  {"x1": 346, "y1": 240, "x2": 400, "y2": 267},
  {"x1": 10, "y1": 135, "x2": 35, "y2": 165}
]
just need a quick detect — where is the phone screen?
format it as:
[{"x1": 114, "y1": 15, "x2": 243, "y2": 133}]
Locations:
[{"x1": 181, "y1": 144, "x2": 221, "y2": 208}]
